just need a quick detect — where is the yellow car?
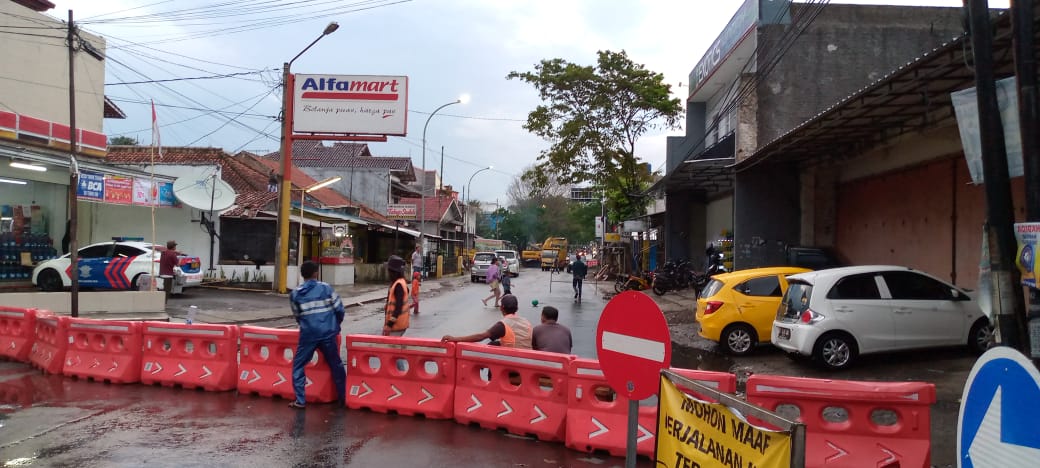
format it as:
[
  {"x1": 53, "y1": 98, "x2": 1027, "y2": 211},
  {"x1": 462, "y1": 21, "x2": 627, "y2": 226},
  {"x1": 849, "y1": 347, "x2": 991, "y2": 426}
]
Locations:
[{"x1": 695, "y1": 266, "x2": 811, "y2": 355}]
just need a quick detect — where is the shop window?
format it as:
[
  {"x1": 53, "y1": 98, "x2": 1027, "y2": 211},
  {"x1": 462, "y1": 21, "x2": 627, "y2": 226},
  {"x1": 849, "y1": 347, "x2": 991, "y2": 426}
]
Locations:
[{"x1": 220, "y1": 220, "x2": 275, "y2": 265}]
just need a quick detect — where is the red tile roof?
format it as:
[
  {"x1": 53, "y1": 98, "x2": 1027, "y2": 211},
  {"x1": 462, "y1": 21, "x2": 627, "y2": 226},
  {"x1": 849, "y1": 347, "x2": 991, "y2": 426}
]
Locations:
[
  {"x1": 103, "y1": 146, "x2": 389, "y2": 223},
  {"x1": 397, "y1": 196, "x2": 460, "y2": 222}
]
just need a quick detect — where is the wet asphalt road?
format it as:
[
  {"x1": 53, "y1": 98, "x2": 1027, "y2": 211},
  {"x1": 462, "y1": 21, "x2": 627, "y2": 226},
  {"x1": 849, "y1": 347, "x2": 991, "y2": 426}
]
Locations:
[
  {"x1": 0, "y1": 267, "x2": 980, "y2": 466},
  {"x1": 0, "y1": 269, "x2": 655, "y2": 468}
]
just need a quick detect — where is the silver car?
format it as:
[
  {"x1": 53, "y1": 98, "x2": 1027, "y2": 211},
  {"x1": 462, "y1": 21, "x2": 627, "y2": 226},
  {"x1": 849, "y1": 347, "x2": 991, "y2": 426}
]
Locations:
[
  {"x1": 771, "y1": 265, "x2": 993, "y2": 370},
  {"x1": 469, "y1": 251, "x2": 498, "y2": 283}
]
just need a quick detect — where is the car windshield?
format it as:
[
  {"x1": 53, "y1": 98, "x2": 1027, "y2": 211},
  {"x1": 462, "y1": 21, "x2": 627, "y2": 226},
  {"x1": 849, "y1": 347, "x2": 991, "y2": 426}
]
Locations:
[
  {"x1": 700, "y1": 279, "x2": 725, "y2": 299},
  {"x1": 474, "y1": 253, "x2": 495, "y2": 262},
  {"x1": 777, "y1": 281, "x2": 813, "y2": 320}
]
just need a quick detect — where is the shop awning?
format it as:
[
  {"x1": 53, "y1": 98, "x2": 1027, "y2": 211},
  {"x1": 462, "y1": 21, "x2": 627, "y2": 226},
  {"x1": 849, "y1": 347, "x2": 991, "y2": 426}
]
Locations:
[
  {"x1": 291, "y1": 203, "x2": 369, "y2": 226},
  {"x1": 256, "y1": 211, "x2": 324, "y2": 227},
  {"x1": 0, "y1": 144, "x2": 176, "y2": 182},
  {"x1": 648, "y1": 157, "x2": 735, "y2": 196},
  {"x1": 375, "y1": 222, "x2": 420, "y2": 238}
]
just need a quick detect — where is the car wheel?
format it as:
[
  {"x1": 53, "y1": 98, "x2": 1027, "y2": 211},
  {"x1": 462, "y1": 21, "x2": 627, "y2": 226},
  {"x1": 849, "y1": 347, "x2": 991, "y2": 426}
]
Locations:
[
  {"x1": 652, "y1": 282, "x2": 667, "y2": 296},
  {"x1": 721, "y1": 324, "x2": 757, "y2": 356},
  {"x1": 968, "y1": 318, "x2": 995, "y2": 355},
  {"x1": 38, "y1": 269, "x2": 63, "y2": 292},
  {"x1": 813, "y1": 332, "x2": 857, "y2": 370},
  {"x1": 131, "y1": 273, "x2": 144, "y2": 291}
]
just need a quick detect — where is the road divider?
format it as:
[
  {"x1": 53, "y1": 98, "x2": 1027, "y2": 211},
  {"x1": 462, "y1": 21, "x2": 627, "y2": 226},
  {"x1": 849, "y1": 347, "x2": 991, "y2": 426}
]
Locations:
[
  {"x1": 453, "y1": 343, "x2": 574, "y2": 442},
  {"x1": 0, "y1": 306, "x2": 38, "y2": 362},
  {"x1": 746, "y1": 374, "x2": 935, "y2": 468},
  {"x1": 141, "y1": 322, "x2": 240, "y2": 391},
  {"x1": 237, "y1": 326, "x2": 340, "y2": 403},
  {"x1": 63, "y1": 318, "x2": 142, "y2": 384},
  {"x1": 346, "y1": 335, "x2": 456, "y2": 418},
  {"x1": 28, "y1": 313, "x2": 68, "y2": 374}
]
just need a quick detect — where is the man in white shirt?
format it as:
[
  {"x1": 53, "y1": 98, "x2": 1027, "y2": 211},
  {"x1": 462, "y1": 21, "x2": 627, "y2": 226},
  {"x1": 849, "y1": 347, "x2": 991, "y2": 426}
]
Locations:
[{"x1": 411, "y1": 244, "x2": 423, "y2": 278}]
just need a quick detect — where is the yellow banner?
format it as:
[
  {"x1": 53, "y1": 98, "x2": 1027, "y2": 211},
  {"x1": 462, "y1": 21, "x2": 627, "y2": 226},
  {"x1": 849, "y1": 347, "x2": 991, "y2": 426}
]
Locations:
[{"x1": 656, "y1": 375, "x2": 791, "y2": 468}]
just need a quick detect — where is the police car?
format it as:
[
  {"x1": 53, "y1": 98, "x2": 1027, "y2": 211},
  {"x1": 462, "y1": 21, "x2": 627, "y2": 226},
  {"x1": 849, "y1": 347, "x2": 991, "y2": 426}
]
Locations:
[{"x1": 31, "y1": 238, "x2": 203, "y2": 292}]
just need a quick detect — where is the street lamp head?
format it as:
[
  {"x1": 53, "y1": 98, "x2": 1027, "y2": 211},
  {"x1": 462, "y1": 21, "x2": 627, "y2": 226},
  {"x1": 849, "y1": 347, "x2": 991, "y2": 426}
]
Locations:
[
  {"x1": 323, "y1": 22, "x2": 340, "y2": 35},
  {"x1": 457, "y1": 94, "x2": 471, "y2": 105},
  {"x1": 306, "y1": 175, "x2": 342, "y2": 192}
]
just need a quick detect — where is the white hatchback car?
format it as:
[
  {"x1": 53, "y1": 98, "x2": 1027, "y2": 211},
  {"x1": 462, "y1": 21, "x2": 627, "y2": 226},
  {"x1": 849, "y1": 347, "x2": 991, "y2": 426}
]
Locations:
[
  {"x1": 495, "y1": 249, "x2": 520, "y2": 277},
  {"x1": 771, "y1": 265, "x2": 992, "y2": 370}
]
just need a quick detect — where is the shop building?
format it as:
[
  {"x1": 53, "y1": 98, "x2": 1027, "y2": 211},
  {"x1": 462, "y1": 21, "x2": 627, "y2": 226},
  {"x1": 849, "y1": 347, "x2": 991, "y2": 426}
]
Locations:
[{"x1": 653, "y1": 0, "x2": 966, "y2": 269}]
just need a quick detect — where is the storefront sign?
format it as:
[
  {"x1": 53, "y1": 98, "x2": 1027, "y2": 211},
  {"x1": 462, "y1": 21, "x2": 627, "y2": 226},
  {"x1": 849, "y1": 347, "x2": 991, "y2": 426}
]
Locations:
[
  {"x1": 77, "y1": 171, "x2": 105, "y2": 201},
  {"x1": 293, "y1": 74, "x2": 409, "y2": 136},
  {"x1": 656, "y1": 374, "x2": 791, "y2": 468},
  {"x1": 1015, "y1": 223, "x2": 1040, "y2": 288},
  {"x1": 104, "y1": 175, "x2": 132, "y2": 205},
  {"x1": 387, "y1": 203, "x2": 417, "y2": 220},
  {"x1": 689, "y1": 0, "x2": 758, "y2": 93}
]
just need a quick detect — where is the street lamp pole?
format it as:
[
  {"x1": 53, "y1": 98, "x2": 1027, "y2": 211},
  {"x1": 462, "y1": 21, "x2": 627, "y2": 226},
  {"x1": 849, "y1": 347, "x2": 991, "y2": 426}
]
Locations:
[
  {"x1": 420, "y1": 96, "x2": 468, "y2": 248},
  {"x1": 465, "y1": 165, "x2": 492, "y2": 252},
  {"x1": 275, "y1": 21, "x2": 338, "y2": 294}
]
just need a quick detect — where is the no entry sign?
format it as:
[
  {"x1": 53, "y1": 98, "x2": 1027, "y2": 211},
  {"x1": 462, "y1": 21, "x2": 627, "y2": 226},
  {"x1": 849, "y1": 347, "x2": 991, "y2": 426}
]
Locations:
[{"x1": 595, "y1": 291, "x2": 672, "y2": 400}]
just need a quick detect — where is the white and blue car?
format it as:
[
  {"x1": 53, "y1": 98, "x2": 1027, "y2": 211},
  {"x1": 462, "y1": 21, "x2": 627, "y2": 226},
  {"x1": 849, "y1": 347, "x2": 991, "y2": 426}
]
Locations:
[{"x1": 32, "y1": 239, "x2": 203, "y2": 292}]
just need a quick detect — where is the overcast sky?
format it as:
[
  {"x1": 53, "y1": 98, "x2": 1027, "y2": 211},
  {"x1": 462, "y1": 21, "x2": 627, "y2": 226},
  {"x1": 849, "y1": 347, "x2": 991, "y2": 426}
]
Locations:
[{"x1": 46, "y1": 0, "x2": 1007, "y2": 205}]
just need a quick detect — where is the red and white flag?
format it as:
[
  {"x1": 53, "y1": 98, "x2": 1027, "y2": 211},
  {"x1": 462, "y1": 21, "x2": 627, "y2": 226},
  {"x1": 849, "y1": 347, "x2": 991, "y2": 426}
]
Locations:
[{"x1": 151, "y1": 100, "x2": 161, "y2": 157}]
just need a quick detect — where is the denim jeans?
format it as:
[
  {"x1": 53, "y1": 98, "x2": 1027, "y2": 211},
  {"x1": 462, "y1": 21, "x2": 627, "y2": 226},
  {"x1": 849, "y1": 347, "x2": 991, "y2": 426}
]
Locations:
[{"x1": 292, "y1": 336, "x2": 346, "y2": 405}]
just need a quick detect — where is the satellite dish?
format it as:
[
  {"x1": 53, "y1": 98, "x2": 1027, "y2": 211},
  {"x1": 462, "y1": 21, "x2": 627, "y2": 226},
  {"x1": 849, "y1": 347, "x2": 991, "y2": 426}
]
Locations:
[{"x1": 173, "y1": 176, "x2": 237, "y2": 212}]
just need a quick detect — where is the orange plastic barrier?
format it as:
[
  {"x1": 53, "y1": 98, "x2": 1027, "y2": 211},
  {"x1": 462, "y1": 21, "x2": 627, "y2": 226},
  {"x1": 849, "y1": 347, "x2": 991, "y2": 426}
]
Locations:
[
  {"x1": 745, "y1": 375, "x2": 936, "y2": 468},
  {"x1": 62, "y1": 318, "x2": 143, "y2": 384},
  {"x1": 452, "y1": 343, "x2": 574, "y2": 442},
  {"x1": 141, "y1": 322, "x2": 240, "y2": 391},
  {"x1": 345, "y1": 334, "x2": 456, "y2": 419},
  {"x1": 565, "y1": 359, "x2": 737, "y2": 458},
  {"x1": 0, "y1": 306, "x2": 37, "y2": 362},
  {"x1": 237, "y1": 326, "x2": 341, "y2": 403},
  {"x1": 28, "y1": 314, "x2": 69, "y2": 374}
]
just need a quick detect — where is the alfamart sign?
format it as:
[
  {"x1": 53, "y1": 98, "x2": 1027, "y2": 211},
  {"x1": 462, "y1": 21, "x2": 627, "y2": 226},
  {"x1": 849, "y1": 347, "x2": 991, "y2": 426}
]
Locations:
[{"x1": 293, "y1": 74, "x2": 409, "y2": 136}]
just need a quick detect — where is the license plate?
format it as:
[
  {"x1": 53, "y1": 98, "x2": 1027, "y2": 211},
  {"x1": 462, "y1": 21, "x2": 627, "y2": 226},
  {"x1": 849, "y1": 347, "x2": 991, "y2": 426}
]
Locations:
[{"x1": 778, "y1": 327, "x2": 791, "y2": 340}]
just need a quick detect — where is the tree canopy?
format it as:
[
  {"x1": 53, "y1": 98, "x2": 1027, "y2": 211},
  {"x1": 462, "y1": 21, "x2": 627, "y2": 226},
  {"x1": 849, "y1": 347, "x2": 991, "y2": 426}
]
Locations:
[
  {"x1": 507, "y1": 50, "x2": 682, "y2": 222},
  {"x1": 108, "y1": 136, "x2": 139, "y2": 145}
]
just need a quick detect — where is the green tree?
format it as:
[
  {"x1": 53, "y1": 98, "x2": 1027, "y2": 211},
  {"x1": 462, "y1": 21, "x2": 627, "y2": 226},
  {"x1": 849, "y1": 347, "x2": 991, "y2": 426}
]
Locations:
[
  {"x1": 507, "y1": 50, "x2": 682, "y2": 222},
  {"x1": 108, "y1": 135, "x2": 139, "y2": 145}
]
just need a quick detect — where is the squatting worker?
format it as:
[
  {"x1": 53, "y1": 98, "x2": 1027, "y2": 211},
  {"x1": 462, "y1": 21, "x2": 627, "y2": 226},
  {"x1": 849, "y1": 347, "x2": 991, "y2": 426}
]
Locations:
[
  {"x1": 441, "y1": 294, "x2": 532, "y2": 349},
  {"x1": 288, "y1": 261, "x2": 346, "y2": 409},
  {"x1": 159, "y1": 240, "x2": 180, "y2": 300},
  {"x1": 383, "y1": 255, "x2": 410, "y2": 336},
  {"x1": 532, "y1": 306, "x2": 572, "y2": 354}
]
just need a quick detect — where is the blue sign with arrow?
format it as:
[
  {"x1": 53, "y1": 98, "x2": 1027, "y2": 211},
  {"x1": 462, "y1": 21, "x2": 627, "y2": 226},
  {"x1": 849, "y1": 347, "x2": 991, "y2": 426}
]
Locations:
[{"x1": 958, "y1": 347, "x2": 1040, "y2": 468}]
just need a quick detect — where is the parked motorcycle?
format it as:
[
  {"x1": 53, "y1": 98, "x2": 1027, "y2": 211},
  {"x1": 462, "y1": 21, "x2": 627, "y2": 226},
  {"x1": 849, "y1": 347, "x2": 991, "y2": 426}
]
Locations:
[
  {"x1": 614, "y1": 270, "x2": 654, "y2": 293},
  {"x1": 652, "y1": 246, "x2": 727, "y2": 296}
]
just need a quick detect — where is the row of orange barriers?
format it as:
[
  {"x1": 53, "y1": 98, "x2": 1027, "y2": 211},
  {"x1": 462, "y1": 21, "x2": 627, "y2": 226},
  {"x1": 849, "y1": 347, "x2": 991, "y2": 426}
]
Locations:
[{"x1": 0, "y1": 306, "x2": 935, "y2": 466}]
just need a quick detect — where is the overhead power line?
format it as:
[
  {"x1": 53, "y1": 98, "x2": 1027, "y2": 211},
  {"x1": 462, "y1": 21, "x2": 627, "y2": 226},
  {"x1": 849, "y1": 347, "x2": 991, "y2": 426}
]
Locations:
[{"x1": 106, "y1": 69, "x2": 275, "y2": 86}]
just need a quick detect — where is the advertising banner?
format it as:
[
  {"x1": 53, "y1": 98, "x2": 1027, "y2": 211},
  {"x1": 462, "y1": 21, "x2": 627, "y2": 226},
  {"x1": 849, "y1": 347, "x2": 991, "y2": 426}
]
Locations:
[
  {"x1": 1014, "y1": 223, "x2": 1040, "y2": 288},
  {"x1": 293, "y1": 74, "x2": 409, "y2": 136},
  {"x1": 104, "y1": 175, "x2": 132, "y2": 205},
  {"x1": 656, "y1": 374, "x2": 791, "y2": 468},
  {"x1": 951, "y1": 77, "x2": 1024, "y2": 184},
  {"x1": 133, "y1": 178, "x2": 177, "y2": 207},
  {"x1": 77, "y1": 171, "x2": 105, "y2": 201}
]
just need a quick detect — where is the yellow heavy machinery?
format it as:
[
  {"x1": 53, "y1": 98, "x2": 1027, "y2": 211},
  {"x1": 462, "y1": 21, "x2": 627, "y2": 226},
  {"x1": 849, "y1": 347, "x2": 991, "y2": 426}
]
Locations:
[
  {"x1": 539, "y1": 237, "x2": 568, "y2": 271},
  {"x1": 521, "y1": 243, "x2": 542, "y2": 267}
]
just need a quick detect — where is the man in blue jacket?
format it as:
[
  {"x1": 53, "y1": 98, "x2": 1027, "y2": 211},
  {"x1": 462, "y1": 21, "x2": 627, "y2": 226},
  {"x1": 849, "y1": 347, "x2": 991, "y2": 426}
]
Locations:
[{"x1": 288, "y1": 261, "x2": 346, "y2": 409}]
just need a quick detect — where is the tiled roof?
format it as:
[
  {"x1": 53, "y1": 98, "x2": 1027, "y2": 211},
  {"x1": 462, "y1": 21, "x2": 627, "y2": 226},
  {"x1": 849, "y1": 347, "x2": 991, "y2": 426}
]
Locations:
[
  {"x1": 105, "y1": 146, "x2": 229, "y2": 165},
  {"x1": 249, "y1": 156, "x2": 353, "y2": 208},
  {"x1": 222, "y1": 191, "x2": 279, "y2": 217},
  {"x1": 397, "y1": 196, "x2": 460, "y2": 222}
]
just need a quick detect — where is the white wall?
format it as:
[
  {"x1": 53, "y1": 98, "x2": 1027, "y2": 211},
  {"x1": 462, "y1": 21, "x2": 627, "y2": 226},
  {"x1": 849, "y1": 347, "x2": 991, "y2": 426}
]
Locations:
[
  {"x1": 82, "y1": 164, "x2": 222, "y2": 271},
  {"x1": 0, "y1": 2, "x2": 106, "y2": 132},
  {"x1": 704, "y1": 195, "x2": 733, "y2": 243}
]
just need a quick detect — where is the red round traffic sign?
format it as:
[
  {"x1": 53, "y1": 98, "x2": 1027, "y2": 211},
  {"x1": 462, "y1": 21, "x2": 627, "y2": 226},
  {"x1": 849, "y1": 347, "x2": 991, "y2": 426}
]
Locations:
[{"x1": 595, "y1": 290, "x2": 672, "y2": 400}]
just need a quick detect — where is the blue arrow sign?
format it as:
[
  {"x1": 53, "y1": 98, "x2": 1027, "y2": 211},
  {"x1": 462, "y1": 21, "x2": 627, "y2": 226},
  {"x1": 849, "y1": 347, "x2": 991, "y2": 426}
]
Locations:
[{"x1": 958, "y1": 347, "x2": 1040, "y2": 468}]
